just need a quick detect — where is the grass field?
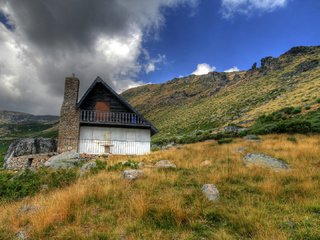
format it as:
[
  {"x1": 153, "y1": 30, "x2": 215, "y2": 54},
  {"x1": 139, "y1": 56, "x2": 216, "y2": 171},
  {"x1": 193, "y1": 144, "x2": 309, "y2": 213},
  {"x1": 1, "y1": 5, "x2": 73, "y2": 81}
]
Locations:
[{"x1": 0, "y1": 134, "x2": 319, "y2": 239}]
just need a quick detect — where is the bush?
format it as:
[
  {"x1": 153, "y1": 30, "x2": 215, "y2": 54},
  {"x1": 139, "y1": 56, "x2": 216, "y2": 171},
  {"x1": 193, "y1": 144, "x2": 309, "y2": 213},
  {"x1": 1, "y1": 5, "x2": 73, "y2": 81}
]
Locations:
[
  {"x1": 217, "y1": 138, "x2": 233, "y2": 144},
  {"x1": 287, "y1": 136, "x2": 298, "y2": 143},
  {"x1": 250, "y1": 106, "x2": 320, "y2": 135}
]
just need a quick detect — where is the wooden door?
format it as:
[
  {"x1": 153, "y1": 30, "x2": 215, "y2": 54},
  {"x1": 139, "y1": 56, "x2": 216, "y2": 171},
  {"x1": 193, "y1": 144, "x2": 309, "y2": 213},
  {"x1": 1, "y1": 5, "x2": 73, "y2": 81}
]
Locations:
[{"x1": 95, "y1": 101, "x2": 110, "y2": 121}]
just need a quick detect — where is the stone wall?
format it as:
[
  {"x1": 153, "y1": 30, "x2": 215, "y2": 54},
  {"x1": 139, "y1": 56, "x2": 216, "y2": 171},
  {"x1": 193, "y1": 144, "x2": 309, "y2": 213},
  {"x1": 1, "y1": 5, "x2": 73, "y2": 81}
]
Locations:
[
  {"x1": 58, "y1": 77, "x2": 80, "y2": 153},
  {"x1": 5, "y1": 153, "x2": 56, "y2": 170},
  {"x1": 3, "y1": 138, "x2": 57, "y2": 169}
]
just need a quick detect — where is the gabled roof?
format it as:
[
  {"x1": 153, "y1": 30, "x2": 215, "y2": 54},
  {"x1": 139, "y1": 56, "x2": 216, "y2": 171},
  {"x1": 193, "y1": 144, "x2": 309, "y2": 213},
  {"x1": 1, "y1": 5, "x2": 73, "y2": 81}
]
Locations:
[{"x1": 77, "y1": 77, "x2": 158, "y2": 135}]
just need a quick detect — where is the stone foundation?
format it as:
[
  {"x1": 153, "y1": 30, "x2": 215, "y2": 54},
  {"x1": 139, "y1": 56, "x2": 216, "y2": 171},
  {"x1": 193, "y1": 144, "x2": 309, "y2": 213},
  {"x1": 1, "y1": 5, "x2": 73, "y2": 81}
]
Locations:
[{"x1": 5, "y1": 153, "x2": 57, "y2": 170}]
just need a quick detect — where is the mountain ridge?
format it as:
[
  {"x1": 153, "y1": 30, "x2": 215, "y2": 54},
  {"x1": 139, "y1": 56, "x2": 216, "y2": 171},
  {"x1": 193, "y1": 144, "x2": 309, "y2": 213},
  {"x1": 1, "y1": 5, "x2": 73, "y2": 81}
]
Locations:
[{"x1": 122, "y1": 45, "x2": 320, "y2": 141}]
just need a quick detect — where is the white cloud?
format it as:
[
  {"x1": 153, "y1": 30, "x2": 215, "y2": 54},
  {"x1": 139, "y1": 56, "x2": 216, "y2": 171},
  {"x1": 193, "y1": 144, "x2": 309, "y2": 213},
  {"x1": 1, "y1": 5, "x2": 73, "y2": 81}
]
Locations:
[
  {"x1": 144, "y1": 54, "x2": 166, "y2": 74},
  {"x1": 221, "y1": 0, "x2": 288, "y2": 18},
  {"x1": 192, "y1": 63, "x2": 216, "y2": 76},
  {"x1": 224, "y1": 66, "x2": 240, "y2": 72}
]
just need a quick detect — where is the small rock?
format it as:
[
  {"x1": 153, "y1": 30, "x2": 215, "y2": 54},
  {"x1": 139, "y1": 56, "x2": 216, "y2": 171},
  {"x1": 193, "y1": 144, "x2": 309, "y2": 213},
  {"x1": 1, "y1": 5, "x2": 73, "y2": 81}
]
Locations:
[
  {"x1": 40, "y1": 184, "x2": 49, "y2": 191},
  {"x1": 16, "y1": 230, "x2": 27, "y2": 240},
  {"x1": 19, "y1": 205, "x2": 37, "y2": 213},
  {"x1": 236, "y1": 147, "x2": 246, "y2": 153},
  {"x1": 243, "y1": 135, "x2": 260, "y2": 141},
  {"x1": 155, "y1": 160, "x2": 176, "y2": 169},
  {"x1": 202, "y1": 184, "x2": 219, "y2": 201},
  {"x1": 200, "y1": 160, "x2": 211, "y2": 167},
  {"x1": 244, "y1": 153, "x2": 290, "y2": 170},
  {"x1": 123, "y1": 169, "x2": 144, "y2": 180},
  {"x1": 80, "y1": 161, "x2": 97, "y2": 176}
]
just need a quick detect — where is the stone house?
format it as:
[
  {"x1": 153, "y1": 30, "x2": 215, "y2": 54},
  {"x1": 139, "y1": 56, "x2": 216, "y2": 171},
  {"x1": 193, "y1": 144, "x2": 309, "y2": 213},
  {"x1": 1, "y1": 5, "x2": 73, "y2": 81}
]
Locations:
[{"x1": 57, "y1": 76, "x2": 157, "y2": 155}]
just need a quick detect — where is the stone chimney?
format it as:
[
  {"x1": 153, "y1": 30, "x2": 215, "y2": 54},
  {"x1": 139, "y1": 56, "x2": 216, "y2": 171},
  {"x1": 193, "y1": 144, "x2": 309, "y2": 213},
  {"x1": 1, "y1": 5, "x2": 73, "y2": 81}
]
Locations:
[{"x1": 57, "y1": 76, "x2": 80, "y2": 153}]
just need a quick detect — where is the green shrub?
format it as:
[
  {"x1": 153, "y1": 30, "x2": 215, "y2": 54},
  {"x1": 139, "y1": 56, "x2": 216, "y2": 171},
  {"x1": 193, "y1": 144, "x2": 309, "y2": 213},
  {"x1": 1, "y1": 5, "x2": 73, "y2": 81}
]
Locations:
[
  {"x1": 305, "y1": 106, "x2": 311, "y2": 110},
  {"x1": 316, "y1": 98, "x2": 320, "y2": 103},
  {"x1": 108, "y1": 160, "x2": 138, "y2": 171},
  {"x1": 287, "y1": 136, "x2": 298, "y2": 143},
  {"x1": 217, "y1": 138, "x2": 233, "y2": 144}
]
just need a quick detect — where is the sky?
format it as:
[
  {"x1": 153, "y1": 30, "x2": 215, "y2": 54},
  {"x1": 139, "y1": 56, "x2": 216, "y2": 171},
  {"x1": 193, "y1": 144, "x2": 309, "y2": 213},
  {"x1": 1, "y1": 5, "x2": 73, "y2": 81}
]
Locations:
[{"x1": 0, "y1": 0, "x2": 319, "y2": 115}]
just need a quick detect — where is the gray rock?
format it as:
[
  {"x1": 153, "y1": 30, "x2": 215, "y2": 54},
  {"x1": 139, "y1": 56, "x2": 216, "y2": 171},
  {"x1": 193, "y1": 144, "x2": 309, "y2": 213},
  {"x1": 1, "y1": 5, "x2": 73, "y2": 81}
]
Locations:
[
  {"x1": 244, "y1": 153, "x2": 290, "y2": 170},
  {"x1": 4, "y1": 138, "x2": 57, "y2": 168},
  {"x1": 243, "y1": 135, "x2": 260, "y2": 141},
  {"x1": 16, "y1": 230, "x2": 27, "y2": 240},
  {"x1": 155, "y1": 160, "x2": 176, "y2": 169},
  {"x1": 40, "y1": 184, "x2": 49, "y2": 191},
  {"x1": 123, "y1": 169, "x2": 144, "y2": 180},
  {"x1": 80, "y1": 161, "x2": 97, "y2": 176},
  {"x1": 44, "y1": 151, "x2": 81, "y2": 169},
  {"x1": 224, "y1": 125, "x2": 246, "y2": 133},
  {"x1": 202, "y1": 184, "x2": 219, "y2": 201},
  {"x1": 19, "y1": 204, "x2": 38, "y2": 213},
  {"x1": 236, "y1": 147, "x2": 246, "y2": 153}
]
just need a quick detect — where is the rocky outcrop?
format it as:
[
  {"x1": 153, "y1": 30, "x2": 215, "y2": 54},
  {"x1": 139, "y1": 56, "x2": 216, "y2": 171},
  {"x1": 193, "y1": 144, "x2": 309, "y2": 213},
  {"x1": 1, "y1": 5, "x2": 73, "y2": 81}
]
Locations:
[
  {"x1": 244, "y1": 153, "x2": 290, "y2": 170},
  {"x1": 261, "y1": 56, "x2": 281, "y2": 71},
  {"x1": 284, "y1": 46, "x2": 319, "y2": 56},
  {"x1": 4, "y1": 138, "x2": 57, "y2": 169}
]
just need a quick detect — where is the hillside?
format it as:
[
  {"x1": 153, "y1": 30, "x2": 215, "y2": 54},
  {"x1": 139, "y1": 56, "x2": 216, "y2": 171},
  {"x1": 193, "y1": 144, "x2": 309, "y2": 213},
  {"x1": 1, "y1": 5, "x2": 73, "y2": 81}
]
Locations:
[
  {"x1": 0, "y1": 111, "x2": 58, "y2": 140},
  {"x1": 0, "y1": 111, "x2": 59, "y2": 166},
  {"x1": 1, "y1": 134, "x2": 319, "y2": 239},
  {"x1": 122, "y1": 46, "x2": 320, "y2": 142}
]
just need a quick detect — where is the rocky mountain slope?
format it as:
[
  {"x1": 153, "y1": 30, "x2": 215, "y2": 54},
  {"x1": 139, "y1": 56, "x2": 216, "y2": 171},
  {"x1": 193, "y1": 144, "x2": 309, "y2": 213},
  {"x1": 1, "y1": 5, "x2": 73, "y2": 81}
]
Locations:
[
  {"x1": 0, "y1": 111, "x2": 58, "y2": 140},
  {"x1": 0, "y1": 111, "x2": 58, "y2": 124},
  {"x1": 122, "y1": 46, "x2": 320, "y2": 141}
]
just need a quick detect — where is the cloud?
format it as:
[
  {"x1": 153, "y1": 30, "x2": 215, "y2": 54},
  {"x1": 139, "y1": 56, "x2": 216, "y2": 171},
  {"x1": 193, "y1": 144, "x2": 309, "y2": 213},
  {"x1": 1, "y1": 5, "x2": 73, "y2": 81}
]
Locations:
[
  {"x1": 144, "y1": 53, "x2": 166, "y2": 74},
  {"x1": 221, "y1": 0, "x2": 288, "y2": 18},
  {"x1": 224, "y1": 66, "x2": 240, "y2": 72},
  {"x1": 192, "y1": 63, "x2": 216, "y2": 75},
  {"x1": 0, "y1": 0, "x2": 198, "y2": 114}
]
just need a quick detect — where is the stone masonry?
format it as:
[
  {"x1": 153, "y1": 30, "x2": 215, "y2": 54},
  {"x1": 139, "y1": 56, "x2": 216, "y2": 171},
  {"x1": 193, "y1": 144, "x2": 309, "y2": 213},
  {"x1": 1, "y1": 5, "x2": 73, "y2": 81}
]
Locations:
[
  {"x1": 57, "y1": 77, "x2": 80, "y2": 153},
  {"x1": 5, "y1": 153, "x2": 56, "y2": 170}
]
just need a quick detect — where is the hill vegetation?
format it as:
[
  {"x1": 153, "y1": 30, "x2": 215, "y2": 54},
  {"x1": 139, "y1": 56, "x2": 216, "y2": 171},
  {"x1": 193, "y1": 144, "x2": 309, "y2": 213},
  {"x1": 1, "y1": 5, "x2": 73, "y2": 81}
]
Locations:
[
  {"x1": 122, "y1": 46, "x2": 320, "y2": 143},
  {"x1": 1, "y1": 134, "x2": 319, "y2": 239}
]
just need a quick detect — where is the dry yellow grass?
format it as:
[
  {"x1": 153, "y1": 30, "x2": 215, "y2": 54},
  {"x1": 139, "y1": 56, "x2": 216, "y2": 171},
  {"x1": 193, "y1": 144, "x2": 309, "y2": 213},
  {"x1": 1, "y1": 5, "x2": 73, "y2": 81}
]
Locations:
[{"x1": 0, "y1": 134, "x2": 319, "y2": 239}]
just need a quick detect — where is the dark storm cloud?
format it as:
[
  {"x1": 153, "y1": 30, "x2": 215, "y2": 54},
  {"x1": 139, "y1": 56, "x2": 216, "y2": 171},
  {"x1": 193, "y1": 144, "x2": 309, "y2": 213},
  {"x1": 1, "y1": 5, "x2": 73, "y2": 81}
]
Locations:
[{"x1": 0, "y1": 0, "x2": 197, "y2": 114}]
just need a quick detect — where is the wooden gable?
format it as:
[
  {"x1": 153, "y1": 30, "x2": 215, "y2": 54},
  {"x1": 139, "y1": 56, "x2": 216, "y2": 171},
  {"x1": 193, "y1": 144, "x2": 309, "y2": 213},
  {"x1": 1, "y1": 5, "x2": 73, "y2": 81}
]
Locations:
[{"x1": 78, "y1": 81, "x2": 132, "y2": 113}]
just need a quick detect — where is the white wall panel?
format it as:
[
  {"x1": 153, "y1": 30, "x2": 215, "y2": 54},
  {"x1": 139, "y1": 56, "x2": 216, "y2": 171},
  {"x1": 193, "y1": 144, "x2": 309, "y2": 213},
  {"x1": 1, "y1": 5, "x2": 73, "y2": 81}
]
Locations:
[{"x1": 79, "y1": 126, "x2": 150, "y2": 155}]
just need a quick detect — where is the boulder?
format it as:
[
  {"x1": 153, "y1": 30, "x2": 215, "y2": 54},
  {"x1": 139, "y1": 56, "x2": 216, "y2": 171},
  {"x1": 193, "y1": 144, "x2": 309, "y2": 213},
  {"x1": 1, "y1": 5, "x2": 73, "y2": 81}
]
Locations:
[
  {"x1": 155, "y1": 160, "x2": 176, "y2": 169},
  {"x1": 244, "y1": 153, "x2": 290, "y2": 170},
  {"x1": 44, "y1": 151, "x2": 81, "y2": 169},
  {"x1": 123, "y1": 169, "x2": 144, "y2": 180},
  {"x1": 80, "y1": 161, "x2": 97, "y2": 176},
  {"x1": 202, "y1": 184, "x2": 219, "y2": 201},
  {"x1": 4, "y1": 138, "x2": 57, "y2": 168}
]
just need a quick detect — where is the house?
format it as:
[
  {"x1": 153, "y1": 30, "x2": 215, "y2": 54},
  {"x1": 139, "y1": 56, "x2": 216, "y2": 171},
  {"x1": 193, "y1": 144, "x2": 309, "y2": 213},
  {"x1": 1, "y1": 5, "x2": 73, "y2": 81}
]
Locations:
[{"x1": 57, "y1": 76, "x2": 157, "y2": 155}]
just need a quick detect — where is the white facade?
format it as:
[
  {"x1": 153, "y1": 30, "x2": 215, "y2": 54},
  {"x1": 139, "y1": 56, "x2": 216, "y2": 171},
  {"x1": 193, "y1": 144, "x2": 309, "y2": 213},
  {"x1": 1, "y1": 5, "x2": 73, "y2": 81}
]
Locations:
[{"x1": 79, "y1": 126, "x2": 151, "y2": 155}]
